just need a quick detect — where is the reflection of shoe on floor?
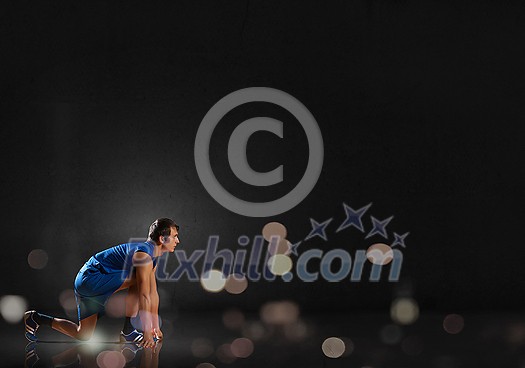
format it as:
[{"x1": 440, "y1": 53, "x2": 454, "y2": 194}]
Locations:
[
  {"x1": 121, "y1": 341, "x2": 143, "y2": 360},
  {"x1": 24, "y1": 311, "x2": 40, "y2": 342},
  {"x1": 25, "y1": 342, "x2": 39, "y2": 368},
  {"x1": 121, "y1": 342, "x2": 143, "y2": 365},
  {"x1": 120, "y1": 329, "x2": 144, "y2": 343},
  {"x1": 121, "y1": 342, "x2": 143, "y2": 354}
]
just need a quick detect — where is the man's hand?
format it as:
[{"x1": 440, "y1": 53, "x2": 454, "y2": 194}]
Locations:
[
  {"x1": 140, "y1": 330, "x2": 156, "y2": 349},
  {"x1": 153, "y1": 328, "x2": 163, "y2": 341}
]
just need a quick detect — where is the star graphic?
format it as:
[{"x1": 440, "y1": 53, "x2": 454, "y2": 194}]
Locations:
[
  {"x1": 305, "y1": 218, "x2": 333, "y2": 241},
  {"x1": 391, "y1": 232, "x2": 409, "y2": 248},
  {"x1": 289, "y1": 241, "x2": 302, "y2": 256},
  {"x1": 336, "y1": 202, "x2": 372, "y2": 233},
  {"x1": 365, "y1": 215, "x2": 394, "y2": 239}
]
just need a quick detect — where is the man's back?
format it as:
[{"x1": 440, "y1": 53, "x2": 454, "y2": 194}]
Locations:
[{"x1": 90, "y1": 241, "x2": 157, "y2": 276}]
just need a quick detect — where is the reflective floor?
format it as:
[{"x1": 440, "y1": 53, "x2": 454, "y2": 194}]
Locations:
[{"x1": 2, "y1": 310, "x2": 525, "y2": 368}]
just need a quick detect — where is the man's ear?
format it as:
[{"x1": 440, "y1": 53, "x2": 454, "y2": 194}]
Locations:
[{"x1": 161, "y1": 235, "x2": 169, "y2": 244}]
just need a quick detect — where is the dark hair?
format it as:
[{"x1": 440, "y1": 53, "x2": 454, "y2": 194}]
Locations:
[{"x1": 148, "y1": 218, "x2": 179, "y2": 243}]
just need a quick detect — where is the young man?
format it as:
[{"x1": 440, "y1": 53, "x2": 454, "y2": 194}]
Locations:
[{"x1": 24, "y1": 218, "x2": 180, "y2": 348}]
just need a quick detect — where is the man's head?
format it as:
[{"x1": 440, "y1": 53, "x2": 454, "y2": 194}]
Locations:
[{"x1": 148, "y1": 218, "x2": 180, "y2": 252}]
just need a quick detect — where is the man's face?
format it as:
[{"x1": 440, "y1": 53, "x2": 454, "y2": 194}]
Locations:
[{"x1": 163, "y1": 227, "x2": 180, "y2": 252}]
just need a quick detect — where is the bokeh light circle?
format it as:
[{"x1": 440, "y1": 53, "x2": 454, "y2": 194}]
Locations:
[
  {"x1": 28, "y1": 249, "x2": 49, "y2": 270},
  {"x1": 225, "y1": 274, "x2": 248, "y2": 294},
  {"x1": 322, "y1": 337, "x2": 345, "y2": 358},
  {"x1": 230, "y1": 337, "x2": 254, "y2": 358},
  {"x1": 96, "y1": 350, "x2": 126, "y2": 368},
  {"x1": 59, "y1": 289, "x2": 77, "y2": 311},
  {"x1": 200, "y1": 270, "x2": 226, "y2": 292},
  {"x1": 106, "y1": 292, "x2": 126, "y2": 318},
  {"x1": 262, "y1": 222, "x2": 287, "y2": 242},
  {"x1": 0, "y1": 295, "x2": 28, "y2": 323},
  {"x1": 260, "y1": 300, "x2": 299, "y2": 325},
  {"x1": 196, "y1": 364, "x2": 216, "y2": 368},
  {"x1": 366, "y1": 243, "x2": 393, "y2": 265},
  {"x1": 390, "y1": 297, "x2": 419, "y2": 325},
  {"x1": 443, "y1": 314, "x2": 464, "y2": 334},
  {"x1": 58, "y1": 289, "x2": 77, "y2": 319},
  {"x1": 267, "y1": 254, "x2": 293, "y2": 276}
]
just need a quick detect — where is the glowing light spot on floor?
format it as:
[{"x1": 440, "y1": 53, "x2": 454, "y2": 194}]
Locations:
[
  {"x1": 366, "y1": 243, "x2": 393, "y2": 265},
  {"x1": 0, "y1": 295, "x2": 28, "y2": 323},
  {"x1": 391, "y1": 297, "x2": 419, "y2": 325},
  {"x1": 267, "y1": 254, "x2": 293, "y2": 276},
  {"x1": 200, "y1": 270, "x2": 226, "y2": 292},
  {"x1": 262, "y1": 222, "x2": 287, "y2": 242},
  {"x1": 260, "y1": 300, "x2": 299, "y2": 325},
  {"x1": 322, "y1": 337, "x2": 345, "y2": 358},
  {"x1": 222, "y1": 308, "x2": 245, "y2": 330},
  {"x1": 230, "y1": 337, "x2": 254, "y2": 358},
  {"x1": 196, "y1": 363, "x2": 216, "y2": 368},
  {"x1": 443, "y1": 314, "x2": 464, "y2": 334},
  {"x1": 96, "y1": 350, "x2": 126, "y2": 368},
  {"x1": 191, "y1": 338, "x2": 214, "y2": 358},
  {"x1": 27, "y1": 249, "x2": 48, "y2": 270},
  {"x1": 225, "y1": 274, "x2": 248, "y2": 294}
]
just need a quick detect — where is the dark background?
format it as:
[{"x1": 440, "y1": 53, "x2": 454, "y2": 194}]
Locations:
[{"x1": 1, "y1": 0, "x2": 524, "y2": 316}]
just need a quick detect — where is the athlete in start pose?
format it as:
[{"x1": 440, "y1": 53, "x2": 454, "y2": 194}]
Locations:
[{"x1": 24, "y1": 218, "x2": 180, "y2": 348}]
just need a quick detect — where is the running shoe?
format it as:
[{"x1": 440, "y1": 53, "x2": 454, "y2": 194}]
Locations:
[
  {"x1": 120, "y1": 329, "x2": 144, "y2": 343},
  {"x1": 24, "y1": 311, "x2": 39, "y2": 342}
]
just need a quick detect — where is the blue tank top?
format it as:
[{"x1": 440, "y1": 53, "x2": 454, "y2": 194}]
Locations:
[{"x1": 85, "y1": 241, "x2": 158, "y2": 279}]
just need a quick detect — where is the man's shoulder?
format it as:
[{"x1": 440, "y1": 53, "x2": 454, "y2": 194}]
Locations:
[
  {"x1": 132, "y1": 246, "x2": 154, "y2": 267},
  {"x1": 129, "y1": 241, "x2": 155, "y2": 255}
]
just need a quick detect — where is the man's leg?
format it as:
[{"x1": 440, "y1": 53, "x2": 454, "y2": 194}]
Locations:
[
  {"x1": 25, "y1": 310, "x2": 98, "y2": 342},
  {"x1": 118, "y1": 275, "x2": 145, "y2": 342},
  {"x1": 51, "y1": 313, "x2": 98, "y2": 341},
  {"x1": 122, "y1": 282, "x2": 140, "y2": 335}
]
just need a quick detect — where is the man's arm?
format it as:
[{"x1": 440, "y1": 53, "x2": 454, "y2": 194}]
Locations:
[
  {"x1": 150, "y1": 266, "x2": 161, "y2": 335},
  {"x1": 133, "y1": 252, "x2": 156, "y2": 348}
]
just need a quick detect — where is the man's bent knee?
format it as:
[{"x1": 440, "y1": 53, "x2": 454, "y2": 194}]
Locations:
[
  {"x1": 77, "y1": 331, "x2": 93, "y2": 341},
  {"x1": 77, "y1": 315, "x2": 97, "y2": 341}
]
